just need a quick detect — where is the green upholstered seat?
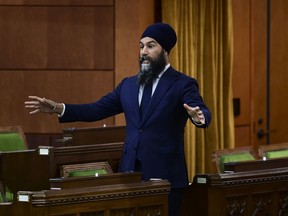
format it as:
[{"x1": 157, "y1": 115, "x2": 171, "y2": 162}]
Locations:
[
  {"x1": 265, "y1": 149, "x2": 288, "y2": 159},
  {"x1": 61, "y1": 161, "x2": 113, "y2": 178},
  {"x1": 0, "y1": 133, "x2": 26, "y2": 151},
  {"x1": 0, "y1": 126, "x2": 27, "y2": 203},
  {"x1": 68, "y1": 168, "x2": 108, "y2": 177},
  {"x1": 220, "y1": 152, "x2": 255, "y2": 172}
]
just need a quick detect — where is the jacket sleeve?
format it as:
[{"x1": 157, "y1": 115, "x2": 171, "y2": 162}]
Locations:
[
  {"x1": 59, "y1": 80, "x2": 125, "y2": 123},
  {"x1": 183, "y1": 77, "x2": 211, "y2": 128}
]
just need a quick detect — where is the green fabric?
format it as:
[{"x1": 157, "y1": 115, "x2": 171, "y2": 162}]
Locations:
[
  {"x1": 0, "y1": 133, "x2": 26, "y2": 151},
  {"x1": 220, "y1": 152, "x2": 255, "y2": 172},
  {"x1": 68, "y1": 168, "x2": 108, "y2": 177},
  {"x1": 265, "y1": 149, "x2": 288, "y2": 159},
  {"x1": 0, "y1": 190, "x2": 13, "y2": 202}
]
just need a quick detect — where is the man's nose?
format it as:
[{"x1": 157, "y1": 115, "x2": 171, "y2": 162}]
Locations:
[{"x1": 141, "y1": 46, "x2": 148, "y2": 55}]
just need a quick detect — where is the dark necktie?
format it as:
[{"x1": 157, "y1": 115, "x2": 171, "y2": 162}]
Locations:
[{"x1": 140, "y1": 82, "x2": 152, "y2": 119}]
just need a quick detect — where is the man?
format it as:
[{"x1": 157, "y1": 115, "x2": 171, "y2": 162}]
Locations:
[{"x1": 25, "y1": 23, "x2": 211, "y2": 216}]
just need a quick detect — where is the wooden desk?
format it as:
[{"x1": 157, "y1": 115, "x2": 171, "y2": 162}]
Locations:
[
  {"x1": 224, "y1": 157, "x2": 288, "y2": 173},
  {"x1": 0, "y1": 143, "x2": 123, "y2": 198},
  {"x1": 0, "y1": 148, "x2": 170, "y2": 216},
  {"x1": 59, "y1": 125, "x2": 126, "y2": 146},
  {"x1": 12, "y1": 177, "x2": 170, "y2": 216},
  {"x1": 51, "y1": 142, "x2": 123, "y2": 177},
  {"x1": 0, "y1": 148, "x2": 52, "y2": 199},
  {"x1": 180, "y1": 168, "x2": 288, "y2": 216},
  {"x1": 49, "y1": 172, "x2": 142, "y2": 189}
]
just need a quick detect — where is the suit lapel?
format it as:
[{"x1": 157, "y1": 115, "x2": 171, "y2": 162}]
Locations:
[{"x1": 129, "y1": 77, "x2": 142, "y2": 120}]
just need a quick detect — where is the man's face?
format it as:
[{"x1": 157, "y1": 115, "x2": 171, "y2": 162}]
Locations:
[{"x1": 138, "y1": 37, "x2": 167, "y2": 85}]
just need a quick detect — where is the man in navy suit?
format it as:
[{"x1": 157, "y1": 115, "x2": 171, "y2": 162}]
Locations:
[{"x1": 25, "y1": 23, "x2": 211, "y2": 216}]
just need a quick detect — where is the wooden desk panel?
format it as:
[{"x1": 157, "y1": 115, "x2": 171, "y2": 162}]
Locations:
[
  {"x1": 60, "y1": 126, "x2": 126, "y2": 146},
  {"x1": 0, "y1": 148, "x2": 52, "y2": 198},
  {"x1": 0, "y1": 143, "x2": 123, "y2": 200},
  {"x1": 224, "y1": 157, "x2": 288, "y2": 173},
  {"x1": 180, "y1": 168, "x2": 288, "y2": 216},
  {"x1": 0, "y1": 147, "x2": 170, "y2": 215},
  {"x1": 12, "y1": 179, "x2": 170, "y2": 216},
  {"x1": 49, "y1": 172, "x2": 142, "y2": 189},
  {"x1": 51, "y1": 142, "x2": 123, "y2": 177}
]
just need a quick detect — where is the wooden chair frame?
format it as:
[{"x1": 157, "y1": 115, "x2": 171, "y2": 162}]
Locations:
[{"x1": 60, "y1": 161, "x2": 113, "y2": 178}]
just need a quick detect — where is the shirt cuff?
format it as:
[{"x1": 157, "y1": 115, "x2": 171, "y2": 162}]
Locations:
[
  {"x1": 58, "y1": 103, "x2": 65, "y2": 117},
  {"x1": 192, "y1": 117, "x2": 205, "y2": 126}
]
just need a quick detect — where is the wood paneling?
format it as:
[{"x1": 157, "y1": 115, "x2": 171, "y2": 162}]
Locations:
[
  {"x1": 232, "y1": 0, "x2": 251, "y2": 127},
  {"x1": 270, "y1": 0, "x2": 288, "y2": 143},
  {"x1": 0, "y1": 6, "x2": 114, "y2": 69},
  {"x1": 46, "y1": 7, "x2": 114, "y2": 70},
  {"x1": 232, "y1": 0, "x2": 288, "y2": 147},
  {"x1": 250, "y1": 0, "x2": 268, "y2": 147},
  {"x1": 0, "y1": 7, "x2": 47, "y2": 68},
  {"x1": 234, "y1": 126, "x2": 250, "y2": 147},
  {"x1": 0, "y1": 0, "x2": 114, "y2": 6},
  {"x1": 0, "y1": 2, "x2": 115, "y2": 133},
  {"x1": 0, "y1": 0, "x2": 155, "y2": 133}
]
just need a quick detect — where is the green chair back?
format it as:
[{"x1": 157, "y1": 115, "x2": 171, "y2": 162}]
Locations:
[
  {"x1": 68, "y1": 168, "x2": 108, "y2": 177},
  {"x1": 220, "y1": 152, "x2": 255, "y2": 173},
  {"x1": 265, "y1": 149, "x2": 288, "y2": 159},
  {"x1": 0, "y1": 191, "x2": 13, "y2": 203},
  {"x1": 0, "y1": 132, "x2": 26, "y2": 151}
]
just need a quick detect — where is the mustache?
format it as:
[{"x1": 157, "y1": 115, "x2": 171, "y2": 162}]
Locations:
[{"x1": 139, "y1": 55, "x2": 153, "y2": 64}]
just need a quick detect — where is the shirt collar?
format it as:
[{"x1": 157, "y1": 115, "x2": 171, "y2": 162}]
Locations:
[{"x1": 158, "y1": 63, "x2": 170, "y2": 79}]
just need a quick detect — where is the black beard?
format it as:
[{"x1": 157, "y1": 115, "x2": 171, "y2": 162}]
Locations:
[{"x1": 137, "y1": 49, "x2": 166, "y2": 85}]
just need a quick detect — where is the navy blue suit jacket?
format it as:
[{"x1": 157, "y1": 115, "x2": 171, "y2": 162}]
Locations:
[{"x1": 60, "y1": 66, "x2": 211, "y2": 188}]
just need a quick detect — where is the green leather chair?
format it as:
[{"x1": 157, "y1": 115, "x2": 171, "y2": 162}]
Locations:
[
  {"x1": 258, "y1": 142, "x2": 288, "y2": 160},
  {"x1": 265, "y1": 149, "x2": 288, "y2": 159},
  {"x1": 218, "y1": 152, "x2": 255, "y2": 172},
  {"x1": 212, "y1": 146, "x2": 257, "y2": 173},
  {"x1": 0, "y1": 126, "x2": 28, "y2": 202},
  {"x1": 61, "y1": 161, "x2": 113, "y2": 178}
]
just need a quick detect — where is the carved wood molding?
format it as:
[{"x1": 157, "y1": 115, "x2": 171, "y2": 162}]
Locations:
[
  {"x1": 279, "y1": 191, "x2": 288, "y2": 215},
  {"x1": 53, "y1": 142, "x2": 124, "y2": 156},
  {"x1": 221, "y1": 174, "x2": 288, "y2": 187},
  {"x1": 19, "y1": 180, "x2": 170, "y2": 207},
  {"x1": 208, "y1": 168, "x2": 288, "y2": 187}
]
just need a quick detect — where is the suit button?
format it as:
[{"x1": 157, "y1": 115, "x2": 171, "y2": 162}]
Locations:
[{"x1": 139, "y1": 130, "x2": 142, "y2": 132}]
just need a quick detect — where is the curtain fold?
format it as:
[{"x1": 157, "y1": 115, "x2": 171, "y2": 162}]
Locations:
[{"x1": 162, "y1": 0, "x2": 234, "y2": 181}]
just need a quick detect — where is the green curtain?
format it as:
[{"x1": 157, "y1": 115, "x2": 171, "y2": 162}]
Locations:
[{"x1": 162, "y1": 0, "x2": 235, "y2": 180}]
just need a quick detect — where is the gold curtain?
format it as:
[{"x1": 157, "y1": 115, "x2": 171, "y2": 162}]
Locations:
[{"x1": 162, "y1": 0, "x2": 235, "y2": 181}]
